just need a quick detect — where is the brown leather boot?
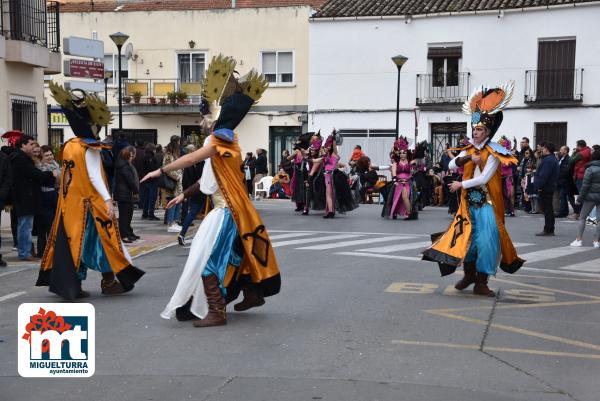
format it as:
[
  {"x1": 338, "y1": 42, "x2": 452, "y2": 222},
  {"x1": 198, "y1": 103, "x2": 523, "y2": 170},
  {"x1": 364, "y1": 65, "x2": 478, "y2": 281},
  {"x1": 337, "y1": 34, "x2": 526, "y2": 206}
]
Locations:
[
  {"x1": 233, "y1": 287, "x2": 265, "y2": 312},
  {"x1": 455, "y1": 261, "x2": 476, "y2": 291},
  {"x1": 193, "y1": 275, "x2": 226, "y2": 327},
  {"x1": 101, "y1": 273, "x2": 125, "y2": 295},
  {"x1": 473, "y1": 273, "x2": 496, "y2": 297}
]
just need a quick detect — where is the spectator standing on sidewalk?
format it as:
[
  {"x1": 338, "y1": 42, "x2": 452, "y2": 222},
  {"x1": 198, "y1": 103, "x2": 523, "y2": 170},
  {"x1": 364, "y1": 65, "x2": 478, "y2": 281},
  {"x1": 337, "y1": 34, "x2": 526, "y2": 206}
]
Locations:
[
  {"x1": 133, "y1": 141, "x2": 146, "y2": 209},
  {"x1": 178, "y1": 155, "x2": 206, "y2": 246},
  {"x1": 570, "y1": 150, "x2": 600, "y2": 248},
  {"x1": 114, "y1": 146, "x2": 140, "y2": 243},
  {"x1": 141, "y1": 143, "x2": 161, "y2": 221},
  {"x1": 163, "y1": 136, "x2": 183, "y2": 233},
  {"x1": 252, "y1": 148, "x2": 268, "y2": 199},
  {"x1": 569, "y1": 140, "x2": 592, "y2": 219},
  {"x1": 0, "y1": 149, "x2": 11, "y2": 267},
  {"x1": 534, "y1": 143, "x2": 559, "y2": 236},
  {"x1": 36, "y1": 146, "x2": 60, "y2": 257},
  {"x1": 556, "y1": 146, "x2": 577, "y2": 218},
  {"x1": 243, "y1": 152, "x2": 256, "y2": 196},
  {"x1": 10, "y1": 135, "x2": 56, "y2": 261}
]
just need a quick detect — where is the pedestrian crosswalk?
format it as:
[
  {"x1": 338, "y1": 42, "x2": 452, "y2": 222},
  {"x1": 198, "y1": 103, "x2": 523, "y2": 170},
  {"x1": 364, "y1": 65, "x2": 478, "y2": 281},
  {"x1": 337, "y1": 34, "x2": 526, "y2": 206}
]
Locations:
[{"x1": 268, "y1": 230, "x2": 600, "y2": 276}]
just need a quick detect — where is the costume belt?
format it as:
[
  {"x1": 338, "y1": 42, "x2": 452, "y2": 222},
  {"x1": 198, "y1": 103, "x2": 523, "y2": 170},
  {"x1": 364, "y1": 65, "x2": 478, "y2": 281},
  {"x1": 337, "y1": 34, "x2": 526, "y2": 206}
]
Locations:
[{"x1": 466, "y1": 185, "x2": 491, "y2": 208}]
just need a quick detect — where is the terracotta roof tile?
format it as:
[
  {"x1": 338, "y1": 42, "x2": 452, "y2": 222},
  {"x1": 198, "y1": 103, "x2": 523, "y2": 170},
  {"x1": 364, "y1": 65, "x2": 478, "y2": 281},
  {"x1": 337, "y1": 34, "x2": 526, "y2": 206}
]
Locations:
[
  {"x1": 312, "y1": 0, "x2": 597, "y2": 18},
  {"x1": 60, "y1": 0, "x2": 326, "y2": 13}
]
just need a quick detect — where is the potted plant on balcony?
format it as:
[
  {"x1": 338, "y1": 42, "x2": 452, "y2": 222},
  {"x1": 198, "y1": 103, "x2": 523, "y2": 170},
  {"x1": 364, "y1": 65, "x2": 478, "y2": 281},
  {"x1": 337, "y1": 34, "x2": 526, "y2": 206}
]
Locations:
[
  {"x1": 123, "y1": 96, "x2": 132, "y2": 104},
  {"x1": 132, "y1": 91, "x2": 143, "y2": 104},
  {"x1": 149, "y1": 96, "x2": 157, "y2": 105},
  {"x1": 159, "y1": 97, "x2": 167, "y2": 105},
  {"x1": 167, "y1": 91, "x2": 177, "y2": 105},
  {"x1": 176, "y1": 91, "x2": 188, "y2": 104}
]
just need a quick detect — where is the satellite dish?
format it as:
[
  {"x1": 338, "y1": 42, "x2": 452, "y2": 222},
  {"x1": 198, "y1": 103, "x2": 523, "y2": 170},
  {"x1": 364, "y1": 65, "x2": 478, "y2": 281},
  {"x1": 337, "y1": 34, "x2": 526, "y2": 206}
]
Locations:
[{"x1": 124, "y1": 43, "x2": 134, "y2": 59}]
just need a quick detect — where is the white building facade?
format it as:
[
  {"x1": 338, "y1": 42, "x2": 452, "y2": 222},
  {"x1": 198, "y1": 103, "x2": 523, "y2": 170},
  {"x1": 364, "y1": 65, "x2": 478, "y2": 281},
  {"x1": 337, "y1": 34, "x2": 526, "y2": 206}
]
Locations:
[
  {"x1": 48, "y1": 0, "x2": 324, "y2": 173},
  {"x1": 309, "y1": 2, "x2": 600, "y2": 166}
]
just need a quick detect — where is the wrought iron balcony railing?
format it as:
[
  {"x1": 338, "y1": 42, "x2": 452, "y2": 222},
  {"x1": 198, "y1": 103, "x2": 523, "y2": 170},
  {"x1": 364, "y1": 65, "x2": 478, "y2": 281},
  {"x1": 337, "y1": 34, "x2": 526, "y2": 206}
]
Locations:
[
  {"x1": 121, "y1": 78, "x2": 203, "y2": 105},
  {"x1": 1, "y1": 0, "x2": 60, "y2": 51},
  {"x1": 524, "y1": 69, "x2": 583, "y2": 103},
  {"x1": 416, "y1": 72, "x2": 470, "y2": 105}
]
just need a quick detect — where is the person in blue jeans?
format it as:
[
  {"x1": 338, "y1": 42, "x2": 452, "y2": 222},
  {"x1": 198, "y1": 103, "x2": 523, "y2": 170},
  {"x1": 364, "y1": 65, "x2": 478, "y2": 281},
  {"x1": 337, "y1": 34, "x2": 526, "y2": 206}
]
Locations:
[
  {"x1": 178, "y1": 158, "x2": 206, "y2": 245},
  {"x1": 9, "y1": 136, "x2": 56, "y2": 261}
]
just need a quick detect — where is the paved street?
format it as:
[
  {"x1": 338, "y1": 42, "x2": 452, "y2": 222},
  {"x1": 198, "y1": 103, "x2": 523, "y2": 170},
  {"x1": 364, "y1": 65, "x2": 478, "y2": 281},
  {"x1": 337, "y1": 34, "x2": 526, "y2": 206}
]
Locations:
[{"x1": 1, "y1": 202, "x2": 599, "y2": 401}]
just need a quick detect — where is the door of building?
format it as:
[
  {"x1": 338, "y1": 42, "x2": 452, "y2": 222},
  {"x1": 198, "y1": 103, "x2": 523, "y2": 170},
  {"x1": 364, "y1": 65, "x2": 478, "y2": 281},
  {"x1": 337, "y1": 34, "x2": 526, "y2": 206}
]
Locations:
[
  {"x1": 112, "y1": 129, "x2": 158, "y2": 145},
  {"x1": 180, "y1": 125, "x2": 203, "y2": 147},
  {"x1": 537, "y1": 39, "x2": 576, "y2": 101},
  {"x1": 269, "y1": 126, "x2": 302, "y2": 174},
  {"x1": 535, "y1": 122, "x2": 567, "y2": 148},
  {"x1": 430, "y1": 123, "x2": 468, "y2": 164}
]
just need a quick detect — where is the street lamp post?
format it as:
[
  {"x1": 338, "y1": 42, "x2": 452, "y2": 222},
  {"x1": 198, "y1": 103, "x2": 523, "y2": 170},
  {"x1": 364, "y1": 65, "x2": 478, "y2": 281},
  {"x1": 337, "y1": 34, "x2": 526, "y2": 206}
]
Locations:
[
  {"x1": 109, "y1": 32, "x2": 129, "y2": 135},
  {"x1": 391, "y1": 55, "x2": 408, "y2": 138},
  {"x1": 104, "y1": 71, "x2": 113, "y2": 138}
]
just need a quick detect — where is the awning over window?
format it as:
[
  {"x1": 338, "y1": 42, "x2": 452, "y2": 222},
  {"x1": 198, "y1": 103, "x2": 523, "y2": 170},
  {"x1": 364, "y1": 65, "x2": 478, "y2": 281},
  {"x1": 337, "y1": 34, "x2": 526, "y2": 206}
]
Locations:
[{"x1": 428, "y1": 46, "x2": 462, "y2": 59}]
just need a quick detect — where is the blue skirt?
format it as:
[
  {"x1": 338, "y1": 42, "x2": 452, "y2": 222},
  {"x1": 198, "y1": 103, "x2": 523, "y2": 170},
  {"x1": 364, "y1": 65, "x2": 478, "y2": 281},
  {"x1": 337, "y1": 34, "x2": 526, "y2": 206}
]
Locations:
[{"x1": 464, "y1": 204, "x2": 500, "y2": 276}]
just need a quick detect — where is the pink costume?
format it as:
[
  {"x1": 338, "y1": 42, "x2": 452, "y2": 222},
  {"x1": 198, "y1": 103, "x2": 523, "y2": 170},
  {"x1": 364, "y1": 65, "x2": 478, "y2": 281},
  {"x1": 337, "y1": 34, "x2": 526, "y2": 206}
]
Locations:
[
  {"x1": 390, "y1": 161, "x2": 412, "y2": 217},
  {"x1": 324, "y1": 154, "x2": 339, "y2": 213}
]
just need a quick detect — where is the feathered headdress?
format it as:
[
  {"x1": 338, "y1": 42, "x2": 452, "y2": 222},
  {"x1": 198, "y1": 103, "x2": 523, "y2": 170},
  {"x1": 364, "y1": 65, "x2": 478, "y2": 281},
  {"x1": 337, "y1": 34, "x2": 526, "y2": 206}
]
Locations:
[
  {"x1": 201, "y1": 54, "x2": 269, "y2": 142},
  {"x1": 462, "y1": 82, "x2": 514, "y2": 138},
  {"x1": 498, "y1": 135, "x2": 512, "y2": 150},
  {"x1": 49, "y1": 81, "x2": 113, "y2": 139},
  {"x1": 309, "y1": 131, "x2": 322, "y2": 151},
  {"x1": 393, "y1": 136, "x2": 409, "y2": 151}
]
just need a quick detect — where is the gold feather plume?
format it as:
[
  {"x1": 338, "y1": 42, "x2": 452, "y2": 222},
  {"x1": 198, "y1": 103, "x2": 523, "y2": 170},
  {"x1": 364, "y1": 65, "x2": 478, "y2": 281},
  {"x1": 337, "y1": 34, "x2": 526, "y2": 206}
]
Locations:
[
  {"x1": 202, "y1": 54, "x2": 237, "y2": 104},
  {"x1": 239, "y1": 69, "x2": 269, "y2": 102},
  {"x1": 85, "y1": 94, "x2": 113, "y2": 126}
]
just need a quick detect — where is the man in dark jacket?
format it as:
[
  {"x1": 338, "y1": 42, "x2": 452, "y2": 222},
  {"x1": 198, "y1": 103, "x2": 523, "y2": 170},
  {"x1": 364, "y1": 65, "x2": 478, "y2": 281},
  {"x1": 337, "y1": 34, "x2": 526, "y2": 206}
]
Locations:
[
  {"x1": 132, "y1": 141, "x2": 146, "y2": 208},
  {"x1": 0, "y1": 150, "x2": 12, "y2": 266},
  {"x1": 10, "y1": 135, "x2": 56, "y2": 260},
  {"x1": 557, "y1": 146, "x2": 577, "y2": 218},
  {"x1": 535, "y1": 143, "x2": 559, "y2": 236},
  {"x1": 252, "y1": 148, "x2": 268, "y2": 199},
  {"x1": 140, "y1": 143, "x2": 161, "y2": 220}
]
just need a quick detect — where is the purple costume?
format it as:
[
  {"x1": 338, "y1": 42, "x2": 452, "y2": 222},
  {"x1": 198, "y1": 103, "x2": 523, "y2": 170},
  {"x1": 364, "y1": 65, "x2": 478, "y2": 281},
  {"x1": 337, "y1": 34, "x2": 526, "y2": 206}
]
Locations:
[
  {"x1": 389, "y1": 161, "x2": 412, "y2": 218},
  {"x1": 324, "y1": 154, "x2": 340, "y2": 214}
]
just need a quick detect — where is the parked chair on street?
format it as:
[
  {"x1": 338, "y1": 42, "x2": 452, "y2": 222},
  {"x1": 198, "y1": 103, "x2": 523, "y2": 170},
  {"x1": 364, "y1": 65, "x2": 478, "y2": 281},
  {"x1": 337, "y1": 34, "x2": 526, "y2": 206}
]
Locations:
[{"x1": 254, "y1": 176, "x2": 273, "y2": 199}]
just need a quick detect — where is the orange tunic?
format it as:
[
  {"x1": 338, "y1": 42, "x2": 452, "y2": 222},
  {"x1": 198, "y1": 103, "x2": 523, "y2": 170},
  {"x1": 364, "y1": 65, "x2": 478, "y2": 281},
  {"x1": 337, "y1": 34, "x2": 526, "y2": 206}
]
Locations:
[
  {"x1": 39, "y1": 138, "x2": 144, "y2": 292},
  {"x1": 423, "y1": 144, "x2": 524, "y2": 275},
  {"x1": 209, "y1": 135, "x2": 281, "y2": 297}
]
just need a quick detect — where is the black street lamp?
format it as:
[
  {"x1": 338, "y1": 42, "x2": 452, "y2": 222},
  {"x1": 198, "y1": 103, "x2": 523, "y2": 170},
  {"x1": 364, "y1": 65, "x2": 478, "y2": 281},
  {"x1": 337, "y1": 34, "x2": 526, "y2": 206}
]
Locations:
[
  {"x1": 104, "y1": 70, "x2": 113, "y2": 138},
  {"x1": 109, "y1": 32, "x2": 129, "y2": 134},
  {"x1": 391, "y1": 54, "x2": 408, "y2": 137}
]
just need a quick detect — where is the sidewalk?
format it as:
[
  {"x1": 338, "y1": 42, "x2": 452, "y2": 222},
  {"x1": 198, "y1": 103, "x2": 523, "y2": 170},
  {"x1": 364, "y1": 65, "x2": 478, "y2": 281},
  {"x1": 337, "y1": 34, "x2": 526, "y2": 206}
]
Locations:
[{"x1": 0, "y1": 208, "x2": 197, "y2": 268}]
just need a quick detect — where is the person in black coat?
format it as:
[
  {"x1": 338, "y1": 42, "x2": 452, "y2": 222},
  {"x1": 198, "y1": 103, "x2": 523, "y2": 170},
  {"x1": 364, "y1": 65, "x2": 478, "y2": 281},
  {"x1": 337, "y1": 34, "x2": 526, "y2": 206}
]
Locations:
[
  {"x1": 0, "y1": 149, "x2": 12, "y2": 266},
  {"x1": 113, "y1": 146, "x2": 140, "y2": 243},
  {"x1": 252, "y1": 148, "x2": 268, "y2": 198},
  {"x1": 557, "y1": 145, "x2": 577, "y2": 218},
  {"x1": 10, "y1": 135, "x2": 56, "y2": 261},
  {"x1": 179, "y1": 158, "x2": 206, "y2": 245},
  {"x1": 140, "y1": 143, "x2": 161, "y2": 220},
  {"x1": 534, "y1": 143, "x2": 560, "y2": 236},
  {"x1": 243, "y1": 152, "x2": 256, "y2": 195}
]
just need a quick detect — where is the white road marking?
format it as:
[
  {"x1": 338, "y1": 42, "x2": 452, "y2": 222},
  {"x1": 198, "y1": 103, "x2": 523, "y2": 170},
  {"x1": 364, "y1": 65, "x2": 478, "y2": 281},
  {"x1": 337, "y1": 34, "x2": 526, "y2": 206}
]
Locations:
[
  {"x1": 269, "y1": 232, "x2": 316, "y2": 240},
  {"x1": 297, "y1": 235, "x2": 415, "y2": 250},
  {"x1": 0, "y1": 265, "x2": 38, "y2": 278},
  {"x1": 518, "y1": 246, "x2": 590, "y2": 263},
  {"x1": 268, "y1": 229, "x2": 429, "y2": 237},
  {"x1": 0, "y1": 291, "x2": 27, "y2": 302},
  {"x1": 561, "y1": 259, "x2": 600, "y2": 273},
  {"x1": 335, "y1": 251, "x2": 421, "y2": 261},
  {"x1": 358, "y1": 241, "x2": 432, "y2": 253},
  {"x1": 272, "y1": 234, "x2": 364, "y2": 248}
]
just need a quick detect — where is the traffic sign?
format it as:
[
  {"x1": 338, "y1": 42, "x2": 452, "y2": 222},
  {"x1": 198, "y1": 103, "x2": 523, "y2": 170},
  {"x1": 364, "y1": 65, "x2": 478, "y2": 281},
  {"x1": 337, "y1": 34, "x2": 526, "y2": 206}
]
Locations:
[
  {"x1": 64, "y1": 80, "x2": 105, "y2": 93},
  {"x1": 63, "y1": 37, "x2": 104, "y2": 59},
  {"x1": 64, "y1": 59, "x2": 105, "y2": 79}
]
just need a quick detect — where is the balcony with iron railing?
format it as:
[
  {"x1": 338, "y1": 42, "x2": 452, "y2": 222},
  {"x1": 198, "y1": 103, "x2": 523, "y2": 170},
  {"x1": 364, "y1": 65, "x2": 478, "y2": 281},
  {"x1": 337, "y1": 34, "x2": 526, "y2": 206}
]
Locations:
[
  {"x1": 524, "y1": 69, "x2": 584, "y2": 104},
  {"x1": 1, "y1": 0, "x2": 61, "y2": 70},
  {"x1": 1, "y1": 0, "x2": 60, "y2": 51},
  {"x1": 120, "y1": 78, "x2": 203, "y2": 112},
  {"x1": 416, "y1": 72, "x2": 470, "y2": 106}
]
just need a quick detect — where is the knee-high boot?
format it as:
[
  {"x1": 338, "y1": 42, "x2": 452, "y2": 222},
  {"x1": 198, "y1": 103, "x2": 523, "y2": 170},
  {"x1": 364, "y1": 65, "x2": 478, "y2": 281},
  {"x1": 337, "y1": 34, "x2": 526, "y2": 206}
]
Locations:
[
  {"x1": 101, "y1": 272, "x2": 124, "y2": 295},
  {"x1": 454, "y1": 261, "x2": 476, "y2": 291},
  {"x1": 473, "y1": 272, "x2": 496, "y2": 297},
  {"x1": 193, "y1": 275, "x2": 227, "y2": 327}
]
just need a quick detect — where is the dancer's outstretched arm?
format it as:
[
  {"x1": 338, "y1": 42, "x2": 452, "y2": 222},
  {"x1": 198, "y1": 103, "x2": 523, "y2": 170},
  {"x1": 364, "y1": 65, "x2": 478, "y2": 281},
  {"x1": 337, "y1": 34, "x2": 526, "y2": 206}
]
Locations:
[{"x1": 141, "y1": 145, "x2": 217, "y2": 183}]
